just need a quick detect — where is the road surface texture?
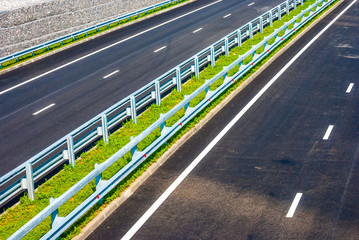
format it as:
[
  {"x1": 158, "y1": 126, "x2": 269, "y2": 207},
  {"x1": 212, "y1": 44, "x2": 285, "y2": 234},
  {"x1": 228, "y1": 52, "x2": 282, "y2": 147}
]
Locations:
[
  {"x1": 0, "y1": 0, "x2": 286, "y2": 176},
  {"x1": 87, "y1": 0, "x2": 359, "y2": 239}
]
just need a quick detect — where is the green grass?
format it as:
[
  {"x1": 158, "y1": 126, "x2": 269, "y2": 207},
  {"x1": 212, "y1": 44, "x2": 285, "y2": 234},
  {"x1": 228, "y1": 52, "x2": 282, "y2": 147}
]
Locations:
[
  {"x1": 0, "y1": 0, "x2": 337, "y2": 239},
  {"x1": 0, "y1": 0, "x2": 190, "y2": 71}
]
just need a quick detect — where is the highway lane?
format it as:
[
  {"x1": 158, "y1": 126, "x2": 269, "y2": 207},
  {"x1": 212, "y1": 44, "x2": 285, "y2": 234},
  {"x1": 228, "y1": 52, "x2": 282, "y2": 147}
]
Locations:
[
  {"x1": 0, "y1": 0, "x2": 286, "y2": 176},
  {"x1": 87, "y1": 0, "x2": 359, "y2": 239}
]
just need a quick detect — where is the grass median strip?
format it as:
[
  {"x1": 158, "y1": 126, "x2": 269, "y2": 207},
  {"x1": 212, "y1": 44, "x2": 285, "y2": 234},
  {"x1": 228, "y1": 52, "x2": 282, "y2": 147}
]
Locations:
[
  {"x1": 0, "y1": 0, "x2": 190, "y2": 71},
  {"x1": 0, "y1": 1, "x2": 338, "y2": 239}
]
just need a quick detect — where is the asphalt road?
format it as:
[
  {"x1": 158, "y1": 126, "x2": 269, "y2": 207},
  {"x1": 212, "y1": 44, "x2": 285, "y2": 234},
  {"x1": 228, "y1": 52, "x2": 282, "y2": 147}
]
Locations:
[
  {"x1": 0, "y1": 0, "x2": 286, "y2": 176},
  {"x1": 87, "y1": 0, "x2": 359, "y2": 239}
]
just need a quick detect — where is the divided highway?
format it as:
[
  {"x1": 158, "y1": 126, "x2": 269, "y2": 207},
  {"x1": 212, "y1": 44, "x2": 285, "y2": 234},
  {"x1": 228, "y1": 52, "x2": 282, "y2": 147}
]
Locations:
[
  {"x1": 87, "y1": 0, "x2": 359, "y2": 239},
  {"x1": 0, "y1": 0, "x2": 286, "y2": 176}
]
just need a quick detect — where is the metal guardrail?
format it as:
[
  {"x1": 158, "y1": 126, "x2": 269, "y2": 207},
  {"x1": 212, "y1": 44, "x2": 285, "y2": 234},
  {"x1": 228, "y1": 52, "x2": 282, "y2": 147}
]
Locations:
[
  {"x1": 0, "y1": 0, "x2": 314, "y2": 209},
  {"x1": 7, "y1": 0, "x2": 332, "y2": 238},
  {"x1": 0, "y1": 0, "x2": 186, "y2": 68}
]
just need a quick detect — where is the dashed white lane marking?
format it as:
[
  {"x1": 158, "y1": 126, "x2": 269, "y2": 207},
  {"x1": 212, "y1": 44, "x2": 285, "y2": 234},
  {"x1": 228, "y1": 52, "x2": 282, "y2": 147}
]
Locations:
[
  {"x1": 248, "y1": 2, "x2": 255, "y2": 6},
  {"x1": 154, "y1": 46, "x2": 167, "y2": 53},
  {"x1": 323, "y1": 125, "x2": 334, "y2": 140},
  {"x1": 223, "y1": 13, "x2": 232, "y2": 18},
  {"x1": 346, "y1": 83, "x2": 354, "y2": 93},
  {"x1": 120, "y1": 2, "x2": 357, "y2": 239},
  {"x1": 103, "y1": 70, "x2": 120, "y2": 79},
  {"x1": 193, "y1": 27, "x2": 203, "y2": 33},
  {"x1": 32, "y1": 103, "x2": 55, "y2": 116},
  {"x1": 286, "y1": 193, "x2": 303, "y2": 218},
  {"x1": 0, "y1": 0, "x2": 222, "y2": 96}
]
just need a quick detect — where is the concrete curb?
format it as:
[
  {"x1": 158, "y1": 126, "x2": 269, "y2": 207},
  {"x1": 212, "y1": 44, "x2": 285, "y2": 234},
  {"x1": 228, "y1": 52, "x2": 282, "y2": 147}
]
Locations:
[
  {"x1": 74, "y1": 1, "x2": 344, "y2": 239},
  {"x1": 0, "y1": 0, "x2": 196, "y2": 76}
]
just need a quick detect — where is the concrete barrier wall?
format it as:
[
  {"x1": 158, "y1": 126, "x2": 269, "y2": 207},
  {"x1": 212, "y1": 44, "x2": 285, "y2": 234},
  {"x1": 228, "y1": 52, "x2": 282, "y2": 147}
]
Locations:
[{"x1": 0, "y1": 0, "x2": 164, "y2": 58}]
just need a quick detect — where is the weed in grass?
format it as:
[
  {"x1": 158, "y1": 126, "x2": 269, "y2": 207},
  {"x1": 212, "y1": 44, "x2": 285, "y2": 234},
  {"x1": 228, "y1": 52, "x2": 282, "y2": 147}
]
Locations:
[
  {"x1": 49, "y1": 42, "x2": 62, "y2": 50},
  {"x1": 110, "y1": 22, "x2": 119, "y2": 28},
  {"x1": 268, "y1": 36, "x2": 275, "y2": 45},
  {"x1": 63, "y1": 38, "x2": 74, "y2": 45},
  {"x1": 18, "y1": 52, "x2": 33, "y2": 61},
  {"x1": 34, "y1": 47, "x2": 48, "y2": 55},
  {"x1": 287, "y1": 22, "x2": 294, "y2": 30},
  {"x1": 75, "y1": 33, "x2": 87, "y2": 41}
]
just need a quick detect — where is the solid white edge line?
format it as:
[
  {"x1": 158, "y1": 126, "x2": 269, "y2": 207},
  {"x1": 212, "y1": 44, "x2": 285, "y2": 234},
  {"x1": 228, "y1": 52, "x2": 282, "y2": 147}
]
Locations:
[
  {"x1": 103, "y1": 70, "x2": 120, "y2": 79},
  {"x1": 323, "y1": 125, "x2": 334, "y2": 140},
  {"x1": 286, "y1": 193, "x2": 303, "y2": 218},
  {"x1": 223, "y1": 13, "x2": 232, "y2": 18},
  {"x1": 121, "y1": 2, "x2": 357, "y2": 238},
  {"x1": 32, "y1": 103, "x2": 56, "y2": 116},
  {"x1": 0, "y1": 0, "x2": 223, "y2": 96},
  {"x1": 154, "y1": 46, "x2": 167, "y2": 53},
  {"x1": 248, "y1": 2, "x2": 256, "y2": 6},
  {"x1": 193, "y1": 27, "x2": 203, "y2": 33},
  {"x1": 346, "y1": 83, "x2": 354, "y2": 93}
]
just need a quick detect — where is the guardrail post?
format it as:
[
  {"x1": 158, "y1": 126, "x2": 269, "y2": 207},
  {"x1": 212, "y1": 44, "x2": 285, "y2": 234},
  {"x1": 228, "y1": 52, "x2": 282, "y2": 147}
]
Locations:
[
  {"x1": 95, "y1": 164, "x2": 102, "y2": 187},
  {"x1": 222, "y1": 68, "x2": 227, "y2": 81},
  {"x1": 286, "y1": 0, "x2": 290, "y2": 15},
  {"x1": 130, "y1": 137, "x2": 138, "y2": 158},
  {"x1": 95, "y1": 163, "x2": 106, "y2": 204},
  {"x1": 130, "y1": 96, "x2": 137, "y2": 124},
  {"x1": 249, "y1": 24, "x2": 253, "y2": 39},
  {"x1": 238, "y1": 58, "x2": 243, "y2": 71},
  {"x1": 176, "y1": 67, "x2": 181, "y2": 93},
  {"x1": 50, "y1": 198, "x2": 63, "y2": 227},
  {"x1": 269, "y1": 11, "x2": 273, "y2": 27},
  {"x1": 224, "y1": 37, "x2": 229, "y2": 57},
  {"x1": 21, "y1": 163, "x2": 35, "y2": 201},
  {"x1": 101, "y1": 114, "x2": 109, "y2": 143},
  {"x1": 205, "y1": 82, "x2": 210, "y2": 97},
  {"x1": 194, "y1": 56, "x2": 200, "y2": 78},
  {"x1": 160, "y1": 114, "x2": 167, "y2": 134},
  {"x1": 278, "y1": 6, "x2": 282, "y2": 20},
  {"x1": 210, "y1": 46, "x2": 215, "y2": 67},
  {"x1": 237, "y1": 30, "x2": 242, "y2": 47},
  {"x1": 66, "y1": 135, "x2": 75, "y2": 167},
  {"x1": 155, "y1": 80, "x2": 161, "y2": 105},
  {"x1": 259, "y1": 17, "x2": 264, "y2": 34},
  {"x1": 300, "y1": 0, "x2": 303, "y2": 5},
  {"x1": 184, "y1": 99, "x2": 190, "y2": 115},
  {"x1": 294, "y1": 0, "x2": 297, "y2": 9}
]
